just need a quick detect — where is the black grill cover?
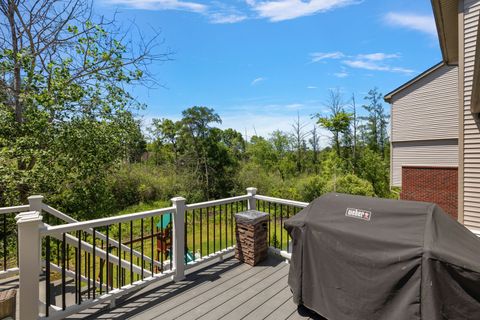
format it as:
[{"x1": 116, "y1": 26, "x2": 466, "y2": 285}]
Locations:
[{"x1": 284, "y1": 193, "x2": 480, "y2": 320}]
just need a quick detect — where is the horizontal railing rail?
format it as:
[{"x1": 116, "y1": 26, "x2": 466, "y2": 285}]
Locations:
[
  {"x1": 253, "y1": 195, "x2": 309, "y2": 208},
  {"x1": 42, "y1": 207, "x2": 175, "y2": 236},
  {"x1": 254, "y1": 194, "x2": 308, "y2": 260}
]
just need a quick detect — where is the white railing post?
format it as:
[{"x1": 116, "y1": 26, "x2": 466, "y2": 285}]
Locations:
[
  {"x1": 16, "y1": 211, "x2": 43, "y2": 320},
  {"x1": 28, "y1": 195, "x2": 44, "y2": 212},
  {"x1": 28, "y1": 195, "x2": 44, "y2": 273},
  {"x1": 246, "y1": 187, "x2": 257, "y2": 210},
  {"x1": 171, "y1": 197, "x2": 186, "y2": 282}
]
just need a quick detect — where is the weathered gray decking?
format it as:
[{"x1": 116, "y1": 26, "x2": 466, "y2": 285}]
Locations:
[{"x1": 70, "y1": 254, "x2": 325, "y2": 320}]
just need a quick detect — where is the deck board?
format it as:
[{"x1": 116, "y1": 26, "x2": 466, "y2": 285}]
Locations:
[{"x1": 70, "y1": 254, "x2": 326, "y2": 320}]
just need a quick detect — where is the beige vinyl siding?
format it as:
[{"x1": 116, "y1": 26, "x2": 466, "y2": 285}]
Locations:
[
  {"x1": 391, "y1": 140, "x2": 458, "y2": 187},
  {"x1": 463, "y1": 0, "x2": 480, "y2": 229},
  {"x1": 390, "y1": 65, "x2": 458, "y2": 142}
]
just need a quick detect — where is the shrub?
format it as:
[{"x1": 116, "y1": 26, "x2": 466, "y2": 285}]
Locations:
[
  {"x1": 326, "y1": 174, "x2": 375, "y2": 197},
  {"x1": 296, "y1": 175, "x2": 327, "y2": 202}
]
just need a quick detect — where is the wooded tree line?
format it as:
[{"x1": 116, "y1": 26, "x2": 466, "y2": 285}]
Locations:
[
  {"x1": 143, "y1": 87, "x2": 392, "y2": 209},
  {"x1": 0, "y1": 0, "x2": 394, "y2": 220}
]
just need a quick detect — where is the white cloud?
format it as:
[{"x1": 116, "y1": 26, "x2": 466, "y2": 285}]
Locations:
[
  {"x1": 307, "y1": 85, "x2": 317, "y2": 89},
  {"x1": 334, "y1": 71, "x2": 348, "y2": 78},
  {"x1": 356, "y1": 53, "x2": 400, "y2": 61},
  {"x1": 247, "y1": 0, "x2": 361, "y2": 22},
  {"x1": 104, "y1": 0, "x2": 247, "y2": 24},
  {"x1": 105, "y1": 0, "x2": 207, "y2": 12},
  {"x1": 310, "y1": 51, "x2": 345, "y2": 62},
  {"x1": 251, "y1": 77, "x2": 266, "y2": 85},
  {"x1": 343, "y1": 59, "x2": 413, "y2": 74},
  {"x1": 309, "y1": 50, "x2": 413, "y2": 75},
  {"x1": 384, "y1": 12, "x2": 437, "y2": 36},
  {"x1": 209, "y1": 13, "x2": 247, "y2": 24}
]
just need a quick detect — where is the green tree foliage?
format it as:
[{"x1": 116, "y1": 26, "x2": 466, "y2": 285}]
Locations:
[
  {"x1": 361, "y1": 88, "x2": 389, "y2": 159},
  {"x1": 325, "y1": 174, "x2": 375, "y2": 196},
  {"x1": 0, "y1": 0, "x2": 167, "y2": 215},
  {"x1": 149, "y1": 107, "x2": 242, "y2": 201},
  {"x1": 316, "y1": 89, "x2": 352, "y2": 157}
]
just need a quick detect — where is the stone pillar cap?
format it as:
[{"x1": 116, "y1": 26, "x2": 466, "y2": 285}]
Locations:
[{"x1": 234, "y1": 210, "x2": 269, "y2": 225}]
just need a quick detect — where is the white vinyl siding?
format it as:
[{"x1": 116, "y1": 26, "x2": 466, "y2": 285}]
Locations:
[
  {"x1": 463, "y1": 0, "x2": 480, "y2": 229},
  {"x1": 390, "y1": 65, "x2": 458, "y2": 142},
  {"x1": 391, "y1": 140, "x2": 458, "y2": 187}
]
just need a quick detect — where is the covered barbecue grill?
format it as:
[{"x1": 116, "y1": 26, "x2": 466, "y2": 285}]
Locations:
[{"x1": 284, "y1": 193, "x2": 480, "y2": 320}]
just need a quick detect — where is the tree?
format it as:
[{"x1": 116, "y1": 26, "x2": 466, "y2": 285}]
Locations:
[
  {"x1": 309, "y1": 125, "x2": 321, "y2": 174},
  {"x1": 269, "y1": 130, "x2": 294, "y2": 180},
  {"x1": 361, "y1": 88, "x2": 389, "y2": 158},
  {"x1": 180, "y1": 106, "x2": 222, "y2": 199},
  {"x1": 291, "y1": 112, "x2": 308, "y2": 173},
  {"x1": 316, "y1": 89, "x2": 352, "y2": 157},
  {"x1": 350, "y1": 93, "x2": 360, "y2": 171},
  {"x1": 0, "y1": 0, "x2": 168, "y2": 209},
  {"x1": 149, "y1": 118, "x2": 182, "y2": 166}
]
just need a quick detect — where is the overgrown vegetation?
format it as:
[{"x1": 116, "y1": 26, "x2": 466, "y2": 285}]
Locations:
[{"x1": 0, "y1": 1, "x2": 395, "y2": 220}]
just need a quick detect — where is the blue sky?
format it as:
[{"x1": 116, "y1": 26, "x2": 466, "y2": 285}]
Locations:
[{"x1": 95, "y1": 0, "x2": 441, "y2": 143}]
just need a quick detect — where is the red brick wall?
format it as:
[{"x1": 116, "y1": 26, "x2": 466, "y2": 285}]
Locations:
[{"x1": 401, "y1": 166, "x2": 458, "y2": 219}]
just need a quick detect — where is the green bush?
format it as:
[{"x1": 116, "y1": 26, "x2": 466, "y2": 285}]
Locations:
[
  {"x1": 326, "y1": 174, "x2": 375, "y2": 196},
  {"x1": 296, "y1": 175, "x2": 327, "y2": 202},
  {"x1": 109, "y1": 164, "x2": 182, "y2": 210}
]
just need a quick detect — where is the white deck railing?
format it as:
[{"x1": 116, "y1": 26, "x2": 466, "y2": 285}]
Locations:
[{"x1": 0, "y1": 187, "x2": 307, "y2": 319}]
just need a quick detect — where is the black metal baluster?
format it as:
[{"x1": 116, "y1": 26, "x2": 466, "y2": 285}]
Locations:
[
  {"x1": 77, "y1": 230, "x2": 82, "y2": 304},
  {"x1": 169, "y1": 212, "x2": 172, "y2": 270},
  {"x1": 274, "y1": 203, "x2": 277, "y2": 249},
  {"x1": 99, "y1": 237, "x2": 103, "y2": 295},
  {"x1": 67, "y1": 244, "x2": 70, "y2": 271},
  {"x1": 106, "y1": 226, "x2": 109, "y2": 293},
  {"x1": 62, "y1": 233, "x2": 66, "y2": 310},
  {"x1": 192, "y1": 209, "x2": 195, "y2": 261},
  {"x1": 141, "y1": 218, "x2": 144, "y2": 280},
  {"x1": 224, "y1": 204, "x2": 227, "y2": 249},
  {"x1": 92, "y1": 229, "x2": 96, "y2": 299},
  {"x1": 213, "y1": 206, "x2": 216, "y2": 253},
  {"x1": 160, "y1": 219, "x2": 164, "y2": 271},
  {"x1": 230, "y1": 202, "x2": 233, "y2": 247},
  {"x1": 199, "y1": 208, "x2": 203, "y2": 258},
  {"x1": 268, "y1": 202, "x2": 271, "y2": 247},
  {"x1": 118, "y1": 223, "x2": 122, "y2": 288},
  {"x1": 280, "y1": 205, "x2": 283, "y2": 251},
  {"x1": 206, "y1": 208, "x2": 209, "y2": 255},
  {"x1": 84, "y1": 232, "x2": 87, "y2": 292},
  {"x1": 45, "y1": 235, "x2": 51, "y2": 317},
  {"x1": 184, "y1": 212, "x2": 187, "y2": 264},
  {"x1": 137, "y1": 256, "x2": 140, "y2": 281},
  {"x1": 130, "y1": 221, "x2": 133, "y2": 284},
  {"x1": 3, "y1": 214, "x2": 6, "y2": 271},
  {"x1": 56, "y1": 232, "x2": 60, "y2": 267},
  {"x1": 286, "y1": 206, "x2": 290, "y2": 252},
  {"x1": 123, "y1": 251, "x2": 126, "y2": 286},
  {"x1": 219, "y1": 205, "x2": 222, "y2": 250},
  {"x1": 151, "y1": 217, "x2": 154, "y2": 274},
  {"x1": 87, "y1": 246, "x2": 91, "y2": 300}
]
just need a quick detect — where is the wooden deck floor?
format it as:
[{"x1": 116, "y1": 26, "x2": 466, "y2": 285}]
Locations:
[{"x1": 71, "y1": 254, "x2": 325, "y2": 320}]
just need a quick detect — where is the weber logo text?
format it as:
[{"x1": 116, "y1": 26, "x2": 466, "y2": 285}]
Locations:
[{"x1": 345, "y1": 208, "x2": 372, "y2": 221}]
